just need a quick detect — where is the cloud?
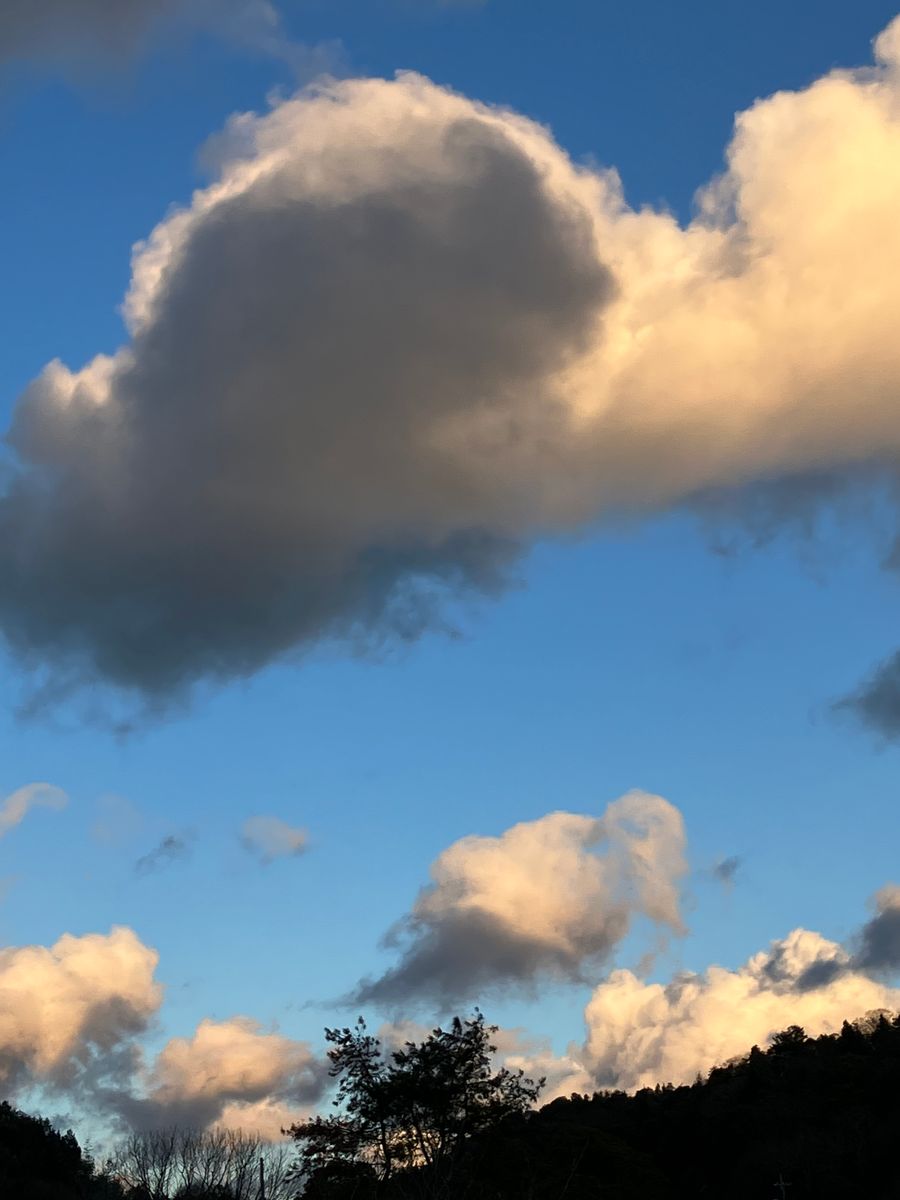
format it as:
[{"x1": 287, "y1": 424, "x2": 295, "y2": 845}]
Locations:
[
  {"x1": 0, "y1": 71, "x2": 608, "y2": 705},
  {"x1": 711, "y1": 855, "x2": 741, "y2": 888},
  {"x1": 835, "y1": 651, "x2": 900, "y2": 739},
  {"x1": 92, "y1": 794, "x2": 143, "y2": 846},
  {"x1": 0, "y1": 0, "x2": 291, "y2": 66},
  {"x1": 215, "y1": 1097, "x2": 306, "y2": 1141},
  {"x1": 0, "y1": 926, "x2": 162, "y2": 1093},
  {"x1": 0, "y1": 782, "x2": 68, "y2": 840},
  {"x1": 579, "y1": 927, "x2": 900, "y2": 1092},
  {"x1": 850, "y1": 884, "x2": 900, "y2": 975},
  {"x1": 488, "y1": 887, "x2": 900, "y2": 1096},
  {"x1": 113, "y1": 1016, "x2": 326, "y2": 1132},
  {"x1": 0, "y1": 923, "x2": 325, "y2": 1137},
  {"x1": 134, "y1": 832, "x2": 193, "y2": 877},
  {"x1": 240, "y1": 816, "x2": 308, "y2": 864},
  {"x1": 348, "y1": 790, "x2": 687, "y2": 1008},
  {"x1": 489, "y1": 1026, "x2": 593, "y2": 1104},
  {"x1": 5, "y1": 21, "x2": 900, "y2": 706}
]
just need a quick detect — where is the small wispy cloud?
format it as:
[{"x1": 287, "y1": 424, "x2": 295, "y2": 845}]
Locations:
[
  {"x1": 135, "y1": 833, "x2": 193, "y2": 877},
  {"x1": 0, "y1": 783, "x2": 68, "y2": 841},
  {"x1": 711, "y1": 855, "x2": 742, "y2": 888},
  {"x1": 0, "y1": 0, "x2": 342, "y2": 83},
  {"x1": 240, "y1": 816, "x2": 308, "y2": 865},
  {"x1": 92, "y1": 794, "x2": 143, "y2": 846}
]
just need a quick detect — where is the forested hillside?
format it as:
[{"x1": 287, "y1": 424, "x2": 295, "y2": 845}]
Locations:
[{"x1": 5, "y1": 1013, "x2": 900, "y2": 1198}]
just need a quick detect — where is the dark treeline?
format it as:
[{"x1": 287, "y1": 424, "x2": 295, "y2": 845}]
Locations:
[
  {"x1": 442, "y1": 1015, "x2": 900, "y2": 1199},
  {"x1": 291, "y1": 1010, "x2": 900, "y2": 1199},
  {"x1": 6, "y1": 1011, "x2": 900, "y2": 1199}
]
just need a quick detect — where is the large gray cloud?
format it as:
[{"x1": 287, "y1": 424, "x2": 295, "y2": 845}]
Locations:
[
  {"x1": 5, "y1": 20, "x2": 900, "y2": 707},
  {"x1": 0, "y1": 75, "x2": 609, "y2": 702},
  {"x1": 347, "y1": 791, "x2": 687, "y2": 1009}
]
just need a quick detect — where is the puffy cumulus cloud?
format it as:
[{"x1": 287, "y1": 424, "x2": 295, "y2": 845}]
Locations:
[
  {"x1": 116, "y1": 1017, "x2": 326, "y2": 1132},
  {"x1": 0, "y1": 782, "x2": 68, "y2": 840},
  {"x1": 0, "y1": 0, "x2": 286, "y2": 66},
  {"x1": 0, "y1": 924, "x2": 325, "y2": 1137},
  {"x1": 0, "y1": 71, "x2": 609, "y2": 704},
  {"x1": 580, "y1": 927, "x2": 900, "y2": 1092},
  {"x1": 240, "y1": 816, "x2": 308, "y2": 864},
  {"x1": 7, "y1": 22, "x2": 900, "y2": 705},
  {"x1": 490, "y1": 1027, "x2": 593, "y2": 1104},
  {"x1": 348, "y1": 790, "x2": 687, "y2": 1008},
  {"x1": 0, "y1": 926, "x2": 162, "y2": 1092}
]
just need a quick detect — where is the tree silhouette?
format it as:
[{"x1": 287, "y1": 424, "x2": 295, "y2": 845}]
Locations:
[
  {"x1": 289, "y1": 1011, "x2": 543, "y2": 1196},
  {"x1": 0, "y1": 1100, "x2": 123, "y2": 1199}
]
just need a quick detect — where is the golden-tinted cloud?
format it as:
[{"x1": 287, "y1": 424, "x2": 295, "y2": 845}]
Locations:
[
  {"x1": 4, "y1": 20, "x2": 900, "y2": 705},
  {"x1": 349, "y1": 791, "x2": 687, "y2": 1006}
]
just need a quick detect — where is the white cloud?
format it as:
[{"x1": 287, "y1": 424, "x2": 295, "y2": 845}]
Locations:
[
  {"x1": 241, "y1": 815, "x2": 308, "y2": 864},
  {"x1": 215, "y1": 1097, "x2": 306, "y2": 1141},
  {"x1": 117, "y1": 1016, "x2": 325, "y2": 1133},
  {"x1": 0, "y1": 923, "x2": 325, "y2": 1136},
  {"x1": 350, "y1": 790, "x2": 687, "y2": 1006},
  {"x1": 491, "y1": 1027, "x2": 593, "y2": 1104},
  {"x1": 579, "y1": 927, "x2": 900, "y2": 1092},
  {"x1": 0, "y1": 782, "x2": 68, "y2": 840},
  {"x1": 0, "y1": 926, "x2": 161, "y2": 1090}
]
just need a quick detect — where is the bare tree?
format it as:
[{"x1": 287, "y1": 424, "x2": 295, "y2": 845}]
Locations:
[{"x1": 111, "y1": 1128, "x2": 296, "y2": 1199}]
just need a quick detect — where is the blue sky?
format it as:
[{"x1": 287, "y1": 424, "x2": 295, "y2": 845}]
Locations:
[{"x1": 3, "y1": 0, "x2": 900, "y2": 1138}]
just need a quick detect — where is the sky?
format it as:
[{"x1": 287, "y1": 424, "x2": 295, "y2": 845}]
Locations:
[{"x1": 3, "y1": 0, "x2": 900, "y2": 1143}]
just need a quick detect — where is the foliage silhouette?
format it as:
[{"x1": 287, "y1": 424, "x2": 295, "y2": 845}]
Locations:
[
  {"x1": 0, "y1": 1100, "x2": 121, "y2": 1199},
  {"x1": 289, "y1": 1011, "x2": 543, "y2": 1197},
  {"x1": 292, "y1": 1010, "x2": 900, "y2": 1199},
  {"x1": 8, "y1": 1010, "x2": 900, "y2": 1198}
]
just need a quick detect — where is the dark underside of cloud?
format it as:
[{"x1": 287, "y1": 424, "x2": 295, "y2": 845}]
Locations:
[
  {"x1": 835, "y1": 651, "x2": 900, "y2": 740},
  {"x1": 852, "y1": 895, "x2": 900, "y2": 975},
  {"x1": 345, "y1": 908, "x2": 613, "y2": 1011},
  {"x1": 773, "y1": 888, "x2": 900, "y2": 992},
  {"x1": 4, "y1": 28, "x2": 900, "y2": 716},
  {"x1": 0, "y1": 99, "x2": 609, "y2": 706}
]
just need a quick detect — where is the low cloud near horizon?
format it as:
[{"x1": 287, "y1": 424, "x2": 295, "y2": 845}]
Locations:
[
  {"x1": 0, "y1": 924, "x2": 326, "y2": 1139},
  {"x1": 502, "y1": 887, "x2": 900, "y2": 1097},
  {"x1": 3, "y1": 888, "x2": 899, "y2": 1134},
  {"x1": 4, "y1": 20, "x2": 900, "y2": 711}
]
